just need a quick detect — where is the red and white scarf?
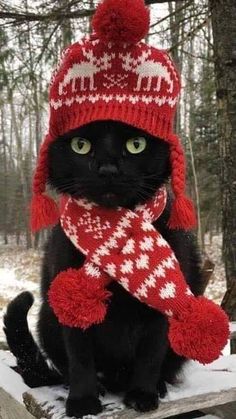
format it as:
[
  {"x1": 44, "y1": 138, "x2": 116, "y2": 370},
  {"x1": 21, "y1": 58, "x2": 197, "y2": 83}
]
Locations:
[
  {"x1": 60, "y1": 187, "x2": 191, "y2": 313},
  {"x1": 48, "y1": 187, "x2": 229, "y2": 364}
]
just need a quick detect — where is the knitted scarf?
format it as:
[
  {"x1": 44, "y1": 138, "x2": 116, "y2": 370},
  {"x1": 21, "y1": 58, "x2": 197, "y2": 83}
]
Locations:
[{"x1": 48, "y1": 188, "x2": 229, "y2": 365}]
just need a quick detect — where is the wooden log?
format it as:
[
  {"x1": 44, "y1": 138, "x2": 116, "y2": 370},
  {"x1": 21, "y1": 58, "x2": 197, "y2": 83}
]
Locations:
[
  {"x1": 22, "y1": 387, "x2": 236, "y2": 419},
  {"x1": 23, "y1": 391, "x2": 55, "y2": 419},
  {"x1": 22, "y1": 387, "x2": 125, "y2": 419},
  {"x1": 0, "y1": 387, "x2": 35, "y2": 419},
  {"x1": 21, "y1": 355, "x2": 236, "y2": 419},
  {"x1": 1, "y1": 347, "x2": 236, "y2": 419},
  {"x1": 200, "y1": 259, "x2": 215, "y2": 294},
  {"x1": 221, "y1": 282, "x2": 236, "y2": 319},
  {"x1": 203, "y1": 401, "x2": 236, "y2": 419},
  {"x1": 0, "y1": 341, "x2": 8, "y2": 351},
  {"x1": 230, "y1": 321, "x2": 236, "y2": 339},
  {"x1": 118, "y1": 390, "x2": 236, "y2": 418}
]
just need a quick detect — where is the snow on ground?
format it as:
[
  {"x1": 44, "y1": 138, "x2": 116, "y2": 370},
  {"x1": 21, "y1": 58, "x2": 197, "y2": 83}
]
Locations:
[
  {"x1": 1, "y1": 349, "x2": 235, "y2": 418},
  {"x1": 0, "y1": 354, "x2": 29, "y2": 403},
  {"x1": 231, "y1": 322, "x2": 236, "y2": 333},
  {"x1": 0, "y1": 243, "x2": 42, "y2": 343},
  {"x1": 165, "y1": 354, "x2": 236, "y2": 402}
]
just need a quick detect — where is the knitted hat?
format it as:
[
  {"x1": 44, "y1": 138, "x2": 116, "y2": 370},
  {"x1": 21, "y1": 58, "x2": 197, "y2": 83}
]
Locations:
[{"x1": 30, "y1": 0, "x2": 196, "y2": 232}]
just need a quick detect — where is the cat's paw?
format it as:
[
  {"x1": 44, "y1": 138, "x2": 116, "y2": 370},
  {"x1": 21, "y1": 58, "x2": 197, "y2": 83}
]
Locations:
[
  {"x1": 98, "y1": 380, "x2": 106, "y2": 397},
  {"x1": 66, "y1": 396, "x2": 102, "y2": 417},
  {"x1": 124, "y1": 388, "x2": 159, "y2": 412},
  {"x1": 157, "y1": 379, "x2": 168, "y2": 399}
]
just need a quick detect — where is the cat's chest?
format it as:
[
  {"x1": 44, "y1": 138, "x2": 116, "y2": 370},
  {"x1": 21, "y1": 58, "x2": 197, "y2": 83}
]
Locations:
[
  {"x1": 92, "y1": 281, "x2": 164, "y2": 364},
  {"x1": 93, "y1": 282, "x2": 148, "y2": 360},
  {"x1": 101, "y1": 281, "x2": 158, "y2": 335}
]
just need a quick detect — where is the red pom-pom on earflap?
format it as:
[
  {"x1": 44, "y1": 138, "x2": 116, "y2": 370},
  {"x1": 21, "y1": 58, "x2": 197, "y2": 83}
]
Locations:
[
  {"x1": 168, "y1": 194, "x2": 197, "y2": 230},
  {"x1": 48, "y1": 268, "x2": 112, "y2": 329},
  {"x1": 30, "y1": 194, "x2": 59, "y2": 232},
  {"x1": 168, "y1": 296, "x2": 229, "y2": 364},
  {"x1": 92, "y1": 0, "x2": 150, "y2": 44}
]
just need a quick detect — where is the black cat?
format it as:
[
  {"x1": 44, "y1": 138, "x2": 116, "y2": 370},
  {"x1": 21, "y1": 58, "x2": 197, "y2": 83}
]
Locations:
[{"x1": 4, "y1": 120, "x2": 203, "y2": 418}]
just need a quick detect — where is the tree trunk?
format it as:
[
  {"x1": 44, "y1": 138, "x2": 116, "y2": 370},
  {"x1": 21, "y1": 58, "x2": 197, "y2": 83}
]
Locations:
[
  {"x1": 9, "y1": 89, "x2": 32, "y2": 249},
  {"x1": 1, "y1": 108, "x2": 8, "y2": 244},
  {"x1": 168, "y1": 1, "x2": 185, "y2": 133},
  {"x1": 59, "y1": 0, "x2": 73, "y2": 47},
  {"x1": 209, "y1": 0, "x2": 236, "y2": 351},
  {"x1": 187, "y1": 36, "x2": 203, "y2": 250}
]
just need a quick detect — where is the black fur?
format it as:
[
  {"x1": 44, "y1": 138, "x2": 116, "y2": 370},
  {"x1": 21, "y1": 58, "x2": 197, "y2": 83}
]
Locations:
[
  {"x1": 3, "y1": 291, "x2": 62, "y2": 387},
  {"x1": 4, "y1": 121, "x2": 203, "y2": 418}
]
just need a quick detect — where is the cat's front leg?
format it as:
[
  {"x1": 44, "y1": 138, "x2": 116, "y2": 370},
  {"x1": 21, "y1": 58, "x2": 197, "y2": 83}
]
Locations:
[
  {"x1": 124, "y1": 312, "x2": 168, "y2": 412},
  {"x1": 63, "y1": 327, "x2": 102, "y2": 418}
]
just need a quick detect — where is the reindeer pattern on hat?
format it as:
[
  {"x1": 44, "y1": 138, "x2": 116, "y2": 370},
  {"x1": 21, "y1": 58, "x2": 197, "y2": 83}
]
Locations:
[
  {"x1": 58, "y1": 48, "x2": 115, "y2": 94},
  {"x1": 119, "y1": 49, "x2": 173, "y2": 93},
  {"x1": 50, "y1": 39, "x2": 179, "y2": 110}
]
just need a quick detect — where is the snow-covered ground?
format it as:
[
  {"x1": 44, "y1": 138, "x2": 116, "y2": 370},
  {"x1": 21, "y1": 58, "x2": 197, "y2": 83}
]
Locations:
[
  {"x1": 0, "y1": 348, "x2": 235, "y2": 418},
  {"x1": 0, "y1": 244, "x2": 42, "y2": 342}
]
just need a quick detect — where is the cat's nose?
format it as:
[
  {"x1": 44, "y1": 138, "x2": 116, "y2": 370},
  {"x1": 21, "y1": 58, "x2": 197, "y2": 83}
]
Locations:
[{"x1": 98, "y1": 163, "x2": 119, "y2": 177}]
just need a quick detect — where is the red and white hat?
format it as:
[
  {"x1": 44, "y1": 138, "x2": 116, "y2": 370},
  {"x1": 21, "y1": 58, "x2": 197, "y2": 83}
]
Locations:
[{"x1": 31, "y1": 0, "x2": 196, "y2": 232}]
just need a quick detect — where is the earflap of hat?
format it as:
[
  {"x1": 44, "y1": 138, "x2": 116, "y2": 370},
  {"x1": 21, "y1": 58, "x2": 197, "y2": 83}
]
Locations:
[
  {"x1": 30, "y1": 134, "x2": 59, "y2": 232},
  {"x1": 167, "y1": 135, "x2": 197, "y2": 230}
]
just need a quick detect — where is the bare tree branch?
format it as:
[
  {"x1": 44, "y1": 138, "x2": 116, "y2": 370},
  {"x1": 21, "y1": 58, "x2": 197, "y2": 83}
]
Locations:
[
  {"x1": 169, "y1": 17, "x2": 210, "y2": 52},
  {"x1": 145, "y1": 0, "x2": 192, "y2": 4},
  {"x1": 150, "y1": 0, "x2": 193, "y2": 28},
  {"x1": 0, "y1": 0, "x2": 193, "y2": 25},
  {"x1": 0, "y1": 5, "x2": 94, "y2": 24}
]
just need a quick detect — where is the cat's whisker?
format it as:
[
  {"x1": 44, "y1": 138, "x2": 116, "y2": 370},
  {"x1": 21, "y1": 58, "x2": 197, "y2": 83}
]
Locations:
[
  {"x1": 142, "y1": 173, "x2": 161, "y2": 179},
  {"x1": 137, "y1": 184, "x2": 157, "y2": 194},
  {"x1": 135, "y1": 189, "x2": 153, "y2": 202},
  {"x1": 139, "y1": 187, "x2": 158, "y2": 196}
]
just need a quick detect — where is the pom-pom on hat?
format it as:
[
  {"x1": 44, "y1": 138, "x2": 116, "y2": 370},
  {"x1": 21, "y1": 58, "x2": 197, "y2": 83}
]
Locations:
[
  {"x1": 92, "y1": 0, "x2": 150, "y2": 44},
  {"x1": 30, "y1": 0, "x2": 197, "y2": 232}
]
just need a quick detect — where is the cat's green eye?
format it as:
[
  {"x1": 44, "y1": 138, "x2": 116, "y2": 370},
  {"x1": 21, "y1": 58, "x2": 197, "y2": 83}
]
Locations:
[
  {"x1": 126, "y1": 137, "x2": 147, "y2": 154},
  {"x1": 71, "y1": 137, "x2": 91, "y2": 155}
]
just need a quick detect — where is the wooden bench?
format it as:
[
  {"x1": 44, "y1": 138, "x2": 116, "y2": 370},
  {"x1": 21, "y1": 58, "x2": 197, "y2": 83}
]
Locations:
[
  {"x1": 0, "y1": 388, "x2": 35, "y2": 419},
  {"x1": 1, "y1": 348, "x2": 236, "y2": 419}
]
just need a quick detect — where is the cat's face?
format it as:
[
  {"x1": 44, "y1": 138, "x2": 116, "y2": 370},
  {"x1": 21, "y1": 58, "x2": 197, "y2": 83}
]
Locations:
[{"x1": 48, "y1": 120, "x2": 170, "y2": 208}]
